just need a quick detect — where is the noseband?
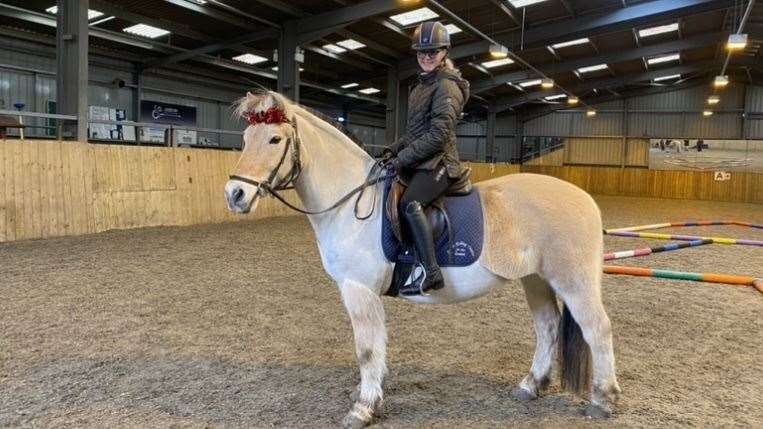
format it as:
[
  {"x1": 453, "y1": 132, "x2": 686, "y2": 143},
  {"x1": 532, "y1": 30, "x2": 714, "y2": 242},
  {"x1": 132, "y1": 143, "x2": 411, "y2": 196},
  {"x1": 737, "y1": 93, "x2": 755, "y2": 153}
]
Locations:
[{"x1": 229, "y1": 107, "x2": 302, "y2": 194}]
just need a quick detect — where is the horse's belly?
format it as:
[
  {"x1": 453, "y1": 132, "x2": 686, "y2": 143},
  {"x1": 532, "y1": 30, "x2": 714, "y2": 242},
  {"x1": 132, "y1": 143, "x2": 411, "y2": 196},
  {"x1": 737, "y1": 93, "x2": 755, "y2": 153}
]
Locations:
[{"x1": 402, "y1": 262, "x2": 511, "y2": 304}]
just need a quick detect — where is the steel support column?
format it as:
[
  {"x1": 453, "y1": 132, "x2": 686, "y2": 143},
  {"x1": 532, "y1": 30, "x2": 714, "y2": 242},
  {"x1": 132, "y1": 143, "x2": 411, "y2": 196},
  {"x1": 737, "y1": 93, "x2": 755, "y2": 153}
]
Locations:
[
  {"x1": 55, "y1": 0, "x2": 89, "y2": 140},
  {"x1": 516, "y1": 120, "x2": 525, "y2": 164},
  {"x1": 396, "y1": 79, "x2": 409, "y2": 141},
  {"x1": 621, "y1": 99, "x2": 628, "y2": 168},
  {"x1": 385, "y1": 66, "x2": 399, "y2": 144},
  {"x1": 132, "y1": 66, "x2": 143, "y2": 122},
  {"x1": 486, "y1": 107, "x2": 497, "y2": 162},
  {"x1": 278, "y1": 22, "x2": 300, "y2": 102}
]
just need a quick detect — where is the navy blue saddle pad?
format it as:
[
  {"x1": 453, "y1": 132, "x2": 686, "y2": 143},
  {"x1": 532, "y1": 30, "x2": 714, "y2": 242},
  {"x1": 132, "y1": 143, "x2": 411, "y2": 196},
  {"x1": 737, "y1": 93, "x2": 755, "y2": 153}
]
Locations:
[{"x1": 381, "y1": 176, "x2": 484, "y2": 267}]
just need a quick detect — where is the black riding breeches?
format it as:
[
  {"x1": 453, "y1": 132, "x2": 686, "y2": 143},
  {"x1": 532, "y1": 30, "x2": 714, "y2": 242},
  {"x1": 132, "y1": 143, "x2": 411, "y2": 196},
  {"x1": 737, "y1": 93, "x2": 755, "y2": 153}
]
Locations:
[{"x1": 399, "y1": 165, "x2": 453, "y2": 210}]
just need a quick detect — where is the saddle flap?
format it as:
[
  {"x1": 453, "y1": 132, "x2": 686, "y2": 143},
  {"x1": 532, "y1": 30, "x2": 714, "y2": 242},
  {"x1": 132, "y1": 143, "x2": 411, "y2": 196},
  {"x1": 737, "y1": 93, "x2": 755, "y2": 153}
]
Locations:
[{"x1": 385, "y1": 180, "x2": 405, "y2": 242}]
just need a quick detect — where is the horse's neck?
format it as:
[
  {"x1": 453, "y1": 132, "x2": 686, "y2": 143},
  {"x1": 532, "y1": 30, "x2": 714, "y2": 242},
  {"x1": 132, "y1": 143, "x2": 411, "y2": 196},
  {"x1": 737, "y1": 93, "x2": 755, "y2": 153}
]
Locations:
[{"x1": 292, "y1": 111, "x2": 375, "y2": 222}]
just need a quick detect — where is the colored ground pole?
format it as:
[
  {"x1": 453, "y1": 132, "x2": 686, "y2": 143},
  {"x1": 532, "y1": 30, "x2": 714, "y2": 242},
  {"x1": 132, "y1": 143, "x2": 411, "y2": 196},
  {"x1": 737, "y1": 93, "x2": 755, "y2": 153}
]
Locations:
[{"x1": 603, "y1": 265, "x2": 762, "y2": 293}]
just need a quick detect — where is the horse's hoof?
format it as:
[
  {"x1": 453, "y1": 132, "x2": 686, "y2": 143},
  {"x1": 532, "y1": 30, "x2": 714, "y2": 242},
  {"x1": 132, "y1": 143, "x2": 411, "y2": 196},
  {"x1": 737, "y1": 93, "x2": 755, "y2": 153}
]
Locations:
[
  {"x1": 342, "y1": 413, "x2": 369, "y2": 429},
  {"x1": 584, "y1": 404, "x2": 612, "y2": 419},
  {"x1": 510, "y1": 386, "x2": 537, "y2": 402}
]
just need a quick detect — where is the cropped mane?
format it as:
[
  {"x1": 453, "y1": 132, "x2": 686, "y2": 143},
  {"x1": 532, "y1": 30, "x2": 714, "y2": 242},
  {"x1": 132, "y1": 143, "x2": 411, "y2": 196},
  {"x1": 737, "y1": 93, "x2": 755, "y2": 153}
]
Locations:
[{"x1": 233, "y1": 89, "x2": 364, "y2": 149}]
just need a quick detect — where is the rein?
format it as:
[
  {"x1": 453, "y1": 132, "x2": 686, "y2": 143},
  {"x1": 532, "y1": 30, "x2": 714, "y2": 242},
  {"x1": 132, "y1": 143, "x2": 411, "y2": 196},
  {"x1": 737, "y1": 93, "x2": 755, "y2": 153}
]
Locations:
[{"x1": 229, "y1": 108, "x2": 391, "y2": 219}]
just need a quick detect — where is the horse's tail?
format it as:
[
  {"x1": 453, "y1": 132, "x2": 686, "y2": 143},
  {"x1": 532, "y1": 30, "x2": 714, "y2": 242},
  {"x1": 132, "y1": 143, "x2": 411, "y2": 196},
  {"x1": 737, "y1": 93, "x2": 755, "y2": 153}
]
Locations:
[{"x1": 558, "y1": 304, "x2": 591, "y2": 394}]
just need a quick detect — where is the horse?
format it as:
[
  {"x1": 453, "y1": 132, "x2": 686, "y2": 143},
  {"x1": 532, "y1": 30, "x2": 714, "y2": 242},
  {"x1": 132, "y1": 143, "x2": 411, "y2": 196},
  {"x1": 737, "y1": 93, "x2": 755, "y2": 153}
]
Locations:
[{"x1": 224, "y1": 90, "x2": 621, "y2": 428}]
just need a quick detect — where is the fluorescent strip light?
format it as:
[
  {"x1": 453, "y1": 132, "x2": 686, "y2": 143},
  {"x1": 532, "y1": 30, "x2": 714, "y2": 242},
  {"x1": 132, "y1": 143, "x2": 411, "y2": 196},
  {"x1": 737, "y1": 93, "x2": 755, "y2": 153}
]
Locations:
[
  {"x1": 46, "y1": 6, "x2": 104, "y2": 20},
  {"x1": 541, "y1": 78, "x2": 554, "y2": 88},
  {"x1": 647, "y1": 53, "x2": 680, "y2": 65},
  {"x1": 389, "y1": 7, "x2": 438, "y2": 26},
  {"x1": 509, "y1": 0, "x2": 550, "y2": 7},
  {"x1": 123, "y1": 24, "x2": 170, "y2": 39},
  {"x1": 233, "y1": 53, "x2": 268, "y2": 65},
  {"x1": 359, "y1": 88, "x2": 380, "y2": 94},
  {"x1": 586, "y1": 109, "x2": 597, "y2": 117},
  {"x1": 653, "y1": 74, "x2": 681, "y2": 82},
  {"x1": 707, "y1": 95, "x2": 720, "y2": 105},
  {"x1": 577, "y1": 64, "x2": 608, "y2": 73},
  {"x1": 322, "y1": 44, "x2": 347, "y2": 54},
  {"x1": 638, "y1": 22, "x2": 679, "y2": 38},
  {"x1": 567, "y1": 96, "x2": 579, "y2": 105},
  {"x1": 190, "y1": 0, "x2": 208, "y2": 4},
  {"x1": 444, "y1": 24, "x2": 462, "y2": 35},
  {"x1": 519, "y1": 79, "x2": 542, "y2": 87},
  {"x1": 336, "y1": 39, "x2": 366, "y2": 50},
  {"x1": 481, "y1": 58, "x2": 514, "y2": 68},
  {"x1": 714, "y1": 75, "x2": 729, "y2": 87},
  {"x1": 341, "y1": 83, "x2": 359, "y2": 89},
  {"x1": 89, "y1": 16, "x2": 116, "y2": 26},
  {"x1": 702, "y1": 110, "x2": 713, "y2": 116},
  {"x1": 545, "y1": 94, "x2": 567, "y2": 101},
  {"x1": 551, "y1": 38, "x2": 590, "y2": 49}
]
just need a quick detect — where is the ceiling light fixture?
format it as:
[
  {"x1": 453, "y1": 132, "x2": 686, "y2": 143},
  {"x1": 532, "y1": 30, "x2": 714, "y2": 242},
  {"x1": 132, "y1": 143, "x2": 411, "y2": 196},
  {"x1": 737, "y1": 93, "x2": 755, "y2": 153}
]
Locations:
[
  {"x1": 123, "y1": 24, "x2": 171, "y2": 39},
  {"x1": 389, "y1": 7, "x2": 438, "y2": 26},
  {"x1": 489, "y1": 44, "x2": 509, "y2": 58},
  {"x1": 550, "y1": 38, "x2": 590, "y2": 49},
  {"x1": 714, "y1": 75, "x2": 729, "y2": 87},
  {"x1": 727, "y1": 33, "x2": 748, "y2": 50},
  {"x1": 638, "y1": 23, "x2": 679, "y2": 38},
  {"x1": 653, "y1": 74, "x2": 681, "y2": 82},
  {"x1": 481, "y1": 58, "x2": 514, "y2": 68}
]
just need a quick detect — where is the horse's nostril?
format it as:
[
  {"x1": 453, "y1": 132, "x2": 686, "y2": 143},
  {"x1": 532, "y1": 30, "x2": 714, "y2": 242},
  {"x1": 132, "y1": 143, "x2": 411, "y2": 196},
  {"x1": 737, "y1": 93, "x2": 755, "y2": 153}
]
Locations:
[{"x1": 232, "y1": 188, "x2": 244, "y2": 204}]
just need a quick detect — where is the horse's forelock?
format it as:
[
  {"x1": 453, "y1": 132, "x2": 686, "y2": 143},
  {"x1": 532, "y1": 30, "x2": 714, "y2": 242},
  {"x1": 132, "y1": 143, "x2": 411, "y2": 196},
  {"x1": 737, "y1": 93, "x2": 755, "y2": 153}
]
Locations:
[{"x1": 234, "y1": 90, "x2": 295, "y2": 120}]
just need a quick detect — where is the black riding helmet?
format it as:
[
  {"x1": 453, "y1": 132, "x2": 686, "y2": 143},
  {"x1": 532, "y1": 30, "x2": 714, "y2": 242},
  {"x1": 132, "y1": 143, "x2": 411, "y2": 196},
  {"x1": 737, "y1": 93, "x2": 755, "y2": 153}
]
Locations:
[{"x1": 411, "y1": 21, "x2": 451, "y2": 50}]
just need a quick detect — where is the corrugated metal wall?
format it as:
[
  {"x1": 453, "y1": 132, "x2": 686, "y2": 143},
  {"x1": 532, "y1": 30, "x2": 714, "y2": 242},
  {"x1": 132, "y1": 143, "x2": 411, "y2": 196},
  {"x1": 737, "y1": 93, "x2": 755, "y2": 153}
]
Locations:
[
  {"x1": 456, "y1": 116, "x2": 517, "y2": 162},
  {"x1": 522, "y1": 85, "x2": 762, "y2": 166},
  {"x1": 0, "y1": 44, "x2": 390, "y2": 149},
  {"x1": 525, "y1": 86, "x2": 753, "y2": 139},
  {"x1": 746, "y1": 85, "x2": 763, "y2": 139}
]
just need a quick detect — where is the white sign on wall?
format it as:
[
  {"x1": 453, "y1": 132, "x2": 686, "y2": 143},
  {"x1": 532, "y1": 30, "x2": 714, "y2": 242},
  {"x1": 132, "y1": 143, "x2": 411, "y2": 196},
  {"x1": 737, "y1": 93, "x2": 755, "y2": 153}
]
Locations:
[{"x1": 713, "y1": 171, "x2": 731, "y2": 181}]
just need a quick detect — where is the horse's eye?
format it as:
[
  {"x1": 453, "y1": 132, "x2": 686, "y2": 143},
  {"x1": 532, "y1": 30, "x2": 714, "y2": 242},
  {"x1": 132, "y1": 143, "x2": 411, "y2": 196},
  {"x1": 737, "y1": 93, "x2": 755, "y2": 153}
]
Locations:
[{"x1": 269, "y1": 136, "x2": 282, "y2": 145}]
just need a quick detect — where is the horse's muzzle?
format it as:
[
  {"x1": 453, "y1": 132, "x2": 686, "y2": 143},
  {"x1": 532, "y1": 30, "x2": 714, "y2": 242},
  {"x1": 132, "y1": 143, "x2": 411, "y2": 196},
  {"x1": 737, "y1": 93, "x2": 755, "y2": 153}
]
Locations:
[{"x1": 225, "y1": 180, "x2": 256, "y2": 213}]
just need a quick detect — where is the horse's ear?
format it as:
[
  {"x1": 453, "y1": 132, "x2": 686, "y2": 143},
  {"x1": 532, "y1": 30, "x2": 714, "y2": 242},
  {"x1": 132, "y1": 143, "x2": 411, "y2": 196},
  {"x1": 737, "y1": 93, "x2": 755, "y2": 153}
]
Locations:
[{"x1": 246, "y1": 91, "x2": 254, "y2": 98}]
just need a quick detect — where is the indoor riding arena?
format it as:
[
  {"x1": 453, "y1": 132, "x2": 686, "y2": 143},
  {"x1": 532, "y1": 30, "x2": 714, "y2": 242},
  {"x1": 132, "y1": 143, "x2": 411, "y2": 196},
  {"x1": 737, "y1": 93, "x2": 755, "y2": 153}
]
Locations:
[{"x1": 1, "y1": 1, "x2": 762, "y2": 428}]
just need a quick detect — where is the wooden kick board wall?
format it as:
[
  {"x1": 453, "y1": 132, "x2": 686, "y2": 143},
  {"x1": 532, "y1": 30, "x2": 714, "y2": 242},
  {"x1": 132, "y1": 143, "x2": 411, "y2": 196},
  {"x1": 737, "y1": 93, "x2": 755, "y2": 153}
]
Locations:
[
  {"x1": 4, "y1": 140, "x2": 756, "y2": 243},
  {"x1": 521, "y1": 165, "x2": 763, "y2": 203},
  {"x1": 0, "y1": 140, "x2": 300, "y2": 243}
]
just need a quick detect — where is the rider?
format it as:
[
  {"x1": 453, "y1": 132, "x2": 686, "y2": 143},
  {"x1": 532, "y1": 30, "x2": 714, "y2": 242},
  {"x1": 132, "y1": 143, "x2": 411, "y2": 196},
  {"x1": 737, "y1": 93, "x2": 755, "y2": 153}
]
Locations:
[{"x1": 383, "y1": 21, "x2": 470, "y2": 295}]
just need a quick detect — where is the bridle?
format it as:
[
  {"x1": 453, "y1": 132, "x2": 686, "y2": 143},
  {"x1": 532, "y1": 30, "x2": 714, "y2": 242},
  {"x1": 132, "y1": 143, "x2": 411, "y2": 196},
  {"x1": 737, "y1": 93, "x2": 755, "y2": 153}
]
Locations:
[
  {"x1": 229, "y1": 107, "x2": 391, "y2": 219},
  {"x1": 229, "y1": 107, "x2": 303, "y2": 193}
]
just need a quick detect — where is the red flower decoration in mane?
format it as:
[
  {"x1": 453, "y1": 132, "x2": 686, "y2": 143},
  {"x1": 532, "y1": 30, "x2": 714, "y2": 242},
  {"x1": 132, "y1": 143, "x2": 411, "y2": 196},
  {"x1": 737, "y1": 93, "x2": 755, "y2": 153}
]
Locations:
[{"x1": 245, "y1": 107, "x2": 290, "y2": 125}]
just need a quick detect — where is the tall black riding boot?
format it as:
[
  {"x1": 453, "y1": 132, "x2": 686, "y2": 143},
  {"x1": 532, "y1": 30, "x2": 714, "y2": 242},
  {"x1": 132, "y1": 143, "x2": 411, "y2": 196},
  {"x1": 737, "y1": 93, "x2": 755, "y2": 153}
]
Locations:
[{"x1": 400, "y1": 201, "x2": 445, "y2": 296}]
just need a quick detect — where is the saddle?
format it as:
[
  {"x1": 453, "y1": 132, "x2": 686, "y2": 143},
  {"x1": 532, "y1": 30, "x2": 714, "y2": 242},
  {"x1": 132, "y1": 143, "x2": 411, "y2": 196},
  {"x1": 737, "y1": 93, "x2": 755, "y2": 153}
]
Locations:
[
  {"x1": 381, "y1": 168, "x2": 484, "y2": 297},
  {"x1": 384, "y1": 168, "x2": 473, "y2": 245}
]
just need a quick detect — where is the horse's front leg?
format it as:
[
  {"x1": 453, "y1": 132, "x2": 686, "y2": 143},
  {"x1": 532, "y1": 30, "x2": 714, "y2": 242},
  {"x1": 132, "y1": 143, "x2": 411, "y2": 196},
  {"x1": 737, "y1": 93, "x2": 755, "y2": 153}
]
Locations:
[{"x1": 339, "y1": 279, "x2": 387, "y2": 429}]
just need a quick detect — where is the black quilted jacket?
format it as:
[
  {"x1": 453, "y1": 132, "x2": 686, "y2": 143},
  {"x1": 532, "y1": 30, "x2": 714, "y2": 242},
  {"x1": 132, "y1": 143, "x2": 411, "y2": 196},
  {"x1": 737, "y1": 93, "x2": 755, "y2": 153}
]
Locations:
[{"x1": 388, "y1": 64, "x2": 470, "y2": 179}]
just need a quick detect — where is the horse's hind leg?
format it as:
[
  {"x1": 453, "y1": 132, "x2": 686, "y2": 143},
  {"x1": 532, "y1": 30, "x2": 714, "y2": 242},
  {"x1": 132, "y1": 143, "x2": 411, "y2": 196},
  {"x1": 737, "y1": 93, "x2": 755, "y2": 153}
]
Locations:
[
  {"x1": 339, "y1": 279, "x2": 387, "y2": 429},
  {"x1": 548, "y1": 270, "x2": 621, "y2": 417},
  {"x1": 511, "y1": 274, "x2": 560, "y2": 401}
]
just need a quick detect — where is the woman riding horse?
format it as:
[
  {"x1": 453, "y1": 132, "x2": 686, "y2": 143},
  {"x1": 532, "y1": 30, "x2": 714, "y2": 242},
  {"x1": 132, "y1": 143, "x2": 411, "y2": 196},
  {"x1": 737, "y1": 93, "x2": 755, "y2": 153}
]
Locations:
[{"x1": 383, "y1": 21, "x2": 470, "y2": 296}]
